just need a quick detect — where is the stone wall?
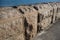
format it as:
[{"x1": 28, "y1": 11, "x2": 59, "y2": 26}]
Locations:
[{"x1": 0, "y1": 2, "x2": 60, "y2": 40}]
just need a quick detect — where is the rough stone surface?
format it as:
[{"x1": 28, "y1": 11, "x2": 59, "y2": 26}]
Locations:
[
  {"x1": 40, "y1": 17, "x2": 52, "y2": 29},
  {"x1": 18, "y1": 6, "x2": 38, "y2": 40},
  {"x1": 0, "y1": 3, "x2": 60, "y2": 40},
  {"x1": 0, "y1": 8, "x2": 25, "y2": 40}
]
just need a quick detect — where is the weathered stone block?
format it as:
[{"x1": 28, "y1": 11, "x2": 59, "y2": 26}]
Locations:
[
  {"x1": 48, "y1": 3, "x2": 58, "y2": 23},
  {"x1": 40, "y1": 17, "x2": 52, "y2": 29},
  {"x1": 55, "y1": 3, "x2": 60, "y2": 19},
  {"x1": 0, "y1": 8, "x2": 25, "y2": 40},
  {"x1": 18, "y1": 6, "x2": 38, "y2": 40},
  {"x1": 32, "y1": 4, "x2": 53, "y2": 19}
]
